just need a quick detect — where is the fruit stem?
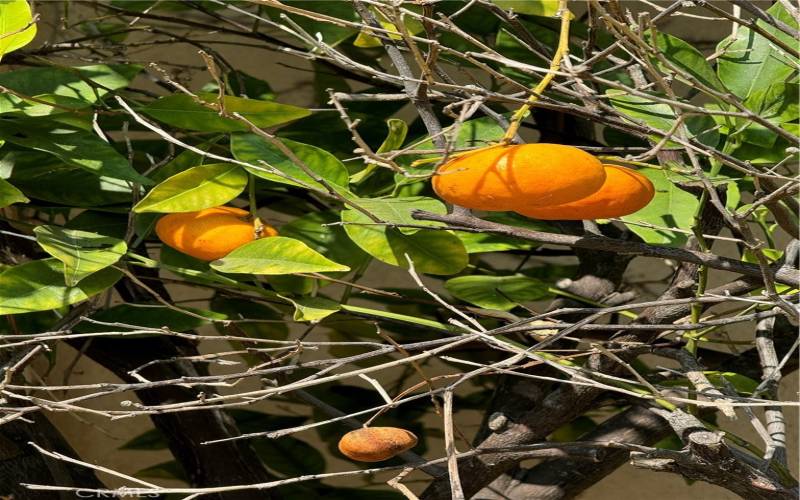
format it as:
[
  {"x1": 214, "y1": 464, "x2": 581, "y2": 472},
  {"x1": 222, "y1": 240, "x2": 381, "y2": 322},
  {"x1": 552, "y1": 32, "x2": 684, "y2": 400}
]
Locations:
[
  {"x1": 501, "y1": 0, "x2": 572, "y2": 144},
  {"x1": 248, "y1": 172, "x2": 258, "y2": 219}
]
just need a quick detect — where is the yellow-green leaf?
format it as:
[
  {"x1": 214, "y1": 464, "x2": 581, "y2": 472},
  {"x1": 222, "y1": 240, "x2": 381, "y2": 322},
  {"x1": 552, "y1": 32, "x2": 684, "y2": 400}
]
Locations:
[
  {"x1": 34, "y1": 226, "x2": 127, "y2": 286},
  {"x1": 211, "y1": 237, "x2": 350, "y2": 275},
  {"x1": 492, "y1": 0, "x2": 559, "y2": 17},
  {"x1": 0, "y1": 178, "x2": 27, "y2": 208},
  {"x1": 0, "y1": 258, "x2": 121, "y2": 315},
  {"x1": 142, "y1": 94, "x2": 310, "y2": 132},
  {"x1": 0, "y1": 0, "x2": 37, "y2": 60},
  {"x1": 134, "y1": 163, "x2": 247, "y2": 213}
]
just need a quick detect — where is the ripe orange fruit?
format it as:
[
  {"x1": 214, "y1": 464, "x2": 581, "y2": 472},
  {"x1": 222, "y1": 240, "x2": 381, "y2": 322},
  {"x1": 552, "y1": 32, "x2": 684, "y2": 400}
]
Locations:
[
  {"x1": 155, "y1": 206, "x2": 277, "y2": 261},
  {"x1": 338, "y1": 427, "x2": 418, "y2": 462},
  {"x1": 432, "y1": 144, "x2": 606, "y2": 211},
  {"x1": 517, "y1": 165, "x2": 654, "y2": 220}
]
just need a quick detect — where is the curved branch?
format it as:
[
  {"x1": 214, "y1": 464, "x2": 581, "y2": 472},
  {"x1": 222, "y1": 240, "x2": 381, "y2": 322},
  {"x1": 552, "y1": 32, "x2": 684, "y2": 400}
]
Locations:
[{"x1": 411, "y1": 210, "x2": 800, "y2": 288}]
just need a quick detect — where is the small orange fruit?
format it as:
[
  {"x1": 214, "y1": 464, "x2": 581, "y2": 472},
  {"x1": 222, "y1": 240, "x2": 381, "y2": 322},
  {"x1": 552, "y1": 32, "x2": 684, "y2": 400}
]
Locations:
[
  {"x1": 338, "y1": 427, "x2": 418, "y2": 462},
  {"x1": 432, "y1": 144, "x2": 606, "y2": 211},
  {"x1": 155, "y1": 206, "x2": 277, "y2": 261},
  {"x1": 517, "y1": 165, "x2": 654, "y2": 220}
]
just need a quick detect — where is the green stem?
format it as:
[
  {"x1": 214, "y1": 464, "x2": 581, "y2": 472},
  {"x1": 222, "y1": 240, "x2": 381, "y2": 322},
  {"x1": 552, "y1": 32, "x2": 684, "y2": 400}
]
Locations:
[
  {"x1": 501, "y1": 0, "x2": 571, "y2": 144},
  {"x1": 248, "y1": 172, "x2": 258, "y2": 219}
]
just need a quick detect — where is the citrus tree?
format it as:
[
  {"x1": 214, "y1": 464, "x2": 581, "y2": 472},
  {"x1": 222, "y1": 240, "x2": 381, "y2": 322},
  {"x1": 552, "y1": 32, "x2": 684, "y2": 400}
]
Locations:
[{"x1": 0, "y1": 1, "x2": 798, "y2": 499}]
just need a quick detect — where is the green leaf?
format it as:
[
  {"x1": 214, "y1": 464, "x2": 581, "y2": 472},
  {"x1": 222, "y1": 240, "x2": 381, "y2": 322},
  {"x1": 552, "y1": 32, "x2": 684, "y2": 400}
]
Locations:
[
  {"x1": 158, "y1": 245, "x2": 222, "y2": 286},
  {"x1": 717, "y1": 2, "x2": 799, "y2": 99},
  {"x1": 353, "y1": 8, "x2": 425, "y2": 49},
  {"x1": 150, "y1": 138, "x2": 220, "y2": 182},
  {"x1": 0, "y1": 64, "x2": 142, "y2": 113},
  {"x1": 341, "y1": 304, "x2": 452, "y2": 332},
  {"x1": 3, "y1": 151, "x2": 132, "y2": 207},
  {"x1": 278, "y1": 211, "x2": 370, "y2": 271},
  {"x1": 737, "y1": 83, "x2": 800, "y2": 146},
  {"x1": 352, "y1": 196, "x2": 447, "y2": 234},
  {"x1": 211, "y1": 237, "x2": 350, "y2": 275},
  {"x1": 606, "y1": 90, "x2": 719, "y2": 148},
  {"x1": 445, "y1": 274, "x2": 552, "y2": 311},
  {"x1": 210, "y1": 296, "x2": 289, "y2": 340},
  {"x1": 76, "y1": 304, "x2": 225, "y2": 334},
  {"x1": 283, "y1": 295, "x2": 341, "y2": 322},
  {"x1": 457, "y1": 213, "x2": 552, "y2": 253},
  {"x1": 0, "y1": 0, "x2": 37, "y2": 59},
  {"x1": 653, "y1": 433, "x2": 683, "y2": 451},
  {"x1": 231, "y1": 134, "x2": 349, "y2": 189},
  {"x1": 200, "y1": 70, "x2": 275, "y2": 100},
  {"x1": 141, "y1": 94, "x2": 310, "y2": 132},
  {"x1": 0, "y1": 178, "x2": 27, "y2": 207},
  {"x1": 550, "y1": 416, "x2": 596, "y2": 442},
  {"x1": 621, "y1": 168, "x2": 699, "y2": 246},
  {"x1": 730, "y1": 136, "x2": 797, "y2": 164},
  {"x1": 342, "y1": 208, "x2": 468, "y2": 275},
  {"x1": 134, "y1": 163, "x2": 247, "y2": 213},
  {"x1": 725, "y1": 180, "x2": 741, "y2": 213},
  {"x1": 354, "y1": 16, "x2": 423, "y2": 49},
  {"x1": 0, "y1": 122, "x2": 151, "y2": 185},
  {"x1": 661, "y1": 371, "x2": 759, "y2": 396},
  {"x1": 350, "y1": 119, "x2": 408, "y2": 183},
  {"x1": 492, "y1": 0, "x2": 559, "y2": 17},
  {"x1": 0, "y1": 258, "x2": 121, "y2": 315},
  {"x1": 755, "y1": 83, "x2": 800, "y2": 124},
  {"x1": 705, "y1": 371, "x2": 758, "y2": 395},
  {"x1": 377, "y1": 118, "x2": 408, "y2": 152},
  {"x1": 399, "y1": 116, "x2": 506, "y2": 176},
  {"x1": 12, "y1": 94, "x2": 89, "y2": 117},
  {"x1": 34, "y1": 226, "x2": 127, "y2": 286},
  {"x1": 267, "y1": 274, "x2": 316, "y2": 295},
  {"x1": 647, "y1": 32, "x2": 725, "y2": 91}
]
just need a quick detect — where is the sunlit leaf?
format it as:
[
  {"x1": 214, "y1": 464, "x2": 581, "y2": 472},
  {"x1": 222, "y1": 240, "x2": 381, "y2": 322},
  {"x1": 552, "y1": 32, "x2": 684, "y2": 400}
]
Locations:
[
  {"x1": 0, "y1": 178, "x2": 27, "y2": 208},
  {"x1": 0, "y1": 122, "x2": 151, "y2": 184},
  {"x1": 351, "y1": 196, "x2": 446, "y2": 234},
  {"x1": 492, "y1": 0, "x2": 559, "y2": 17},
  {"x1": 282, "y1": 295, "x2": 341, "y2": 322},
  {"x1": 0, "y1": 64, "x2": 141, "y2": 113},
  {"x1": 647, "y1": 32, "x2": 725, "y2": 91},
  {"x1": 0, "y1": 259, "x2": 121, "y2": 315},
  {"x1": 445, "y1": 274, "x2": 552, "y2": 311},
  {"x1": 231, "y1": 134, "x2": 349, "y2": 189},
  {"x1": 211, "y1": 237, "x2": 350, "y2": 275},
  {"x1": 3, "y1": 150, "x2": 132, "y2": 207},
  {"x1": 621, "y1": 168, "x2": 698, "y2": 246},
  {"x1": 717, "y1": 2, "x2": 798, "y2": 99},
  {"x1": 0, "y1": 0, "x2": 37, "y2": 59},
  {"x1": 607, "y1": 90, "x2": 719, "y2": 148},
  {"x1": 350, "y1": 119, "x2": 408, "y2": 183},
  {"x1": 279, "y1": 211, "x2": 370, "y2": 271},
  {"x1": 342, "y1": 208, "x2": 467, "y2": 275},
  {"x1": 134, "y1": 163, "x2": 247, "y2": 213},
  {"x1": 142, "y1": 94, "x2": 309, "y2": 132},
  {"x1": 34, "y1": 225, "x2": 127, "y2": 286}
]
